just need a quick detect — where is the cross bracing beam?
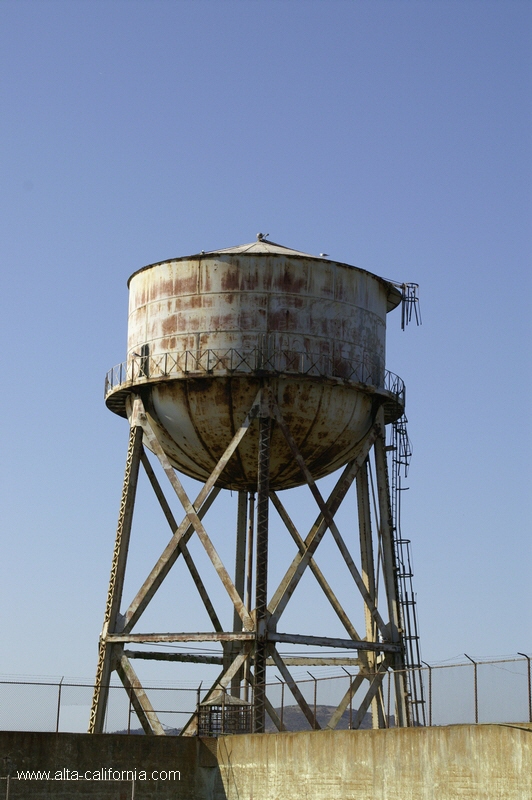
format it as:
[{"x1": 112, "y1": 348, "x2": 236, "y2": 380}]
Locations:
[
  {"x1": 139, "y1": 452, "x2": 224, "y2": 634},
  {"x1": 122, "y1": 390, "x2": 262, "y2": 633},
  {"x1": 108, "y1": 632, "x2": 256, "y2": 643},
  {"x1": 116, "y1": 653, "x2": 165, "y2": 736},
  {"x1": 269, "y1": 399, "x2": 388, "y2": 635},
  {"x1": 325, "y1": 673, "x2": 366, "y2": 730},
  {"x1": 269, "y1": 633, "x2": 400, "y2": 653},
  {"x1": 90, "y1": 387, "x2": 411, "y2": 734},
  {"x1": 138, "y1": 414, "x2": 254, "y2": 632},
  {"x1": 269, "y1": 491, "x2": 362, "y2": 641},
  {"x1": 124, "y1": 651, "x2": 361, "y2": 667},
  {"x1": 270, "y1": 648, "x2": 321, "y2": 731}
]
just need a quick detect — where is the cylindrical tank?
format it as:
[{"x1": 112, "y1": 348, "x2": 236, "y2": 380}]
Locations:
[{"x1": 105, "y1": 238, "x2": 404, "y2": 490}]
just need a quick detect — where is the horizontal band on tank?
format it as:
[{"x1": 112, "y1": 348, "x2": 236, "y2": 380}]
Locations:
[{"x1": 105, "y1": 347, "x2": 405, "y2": 409}]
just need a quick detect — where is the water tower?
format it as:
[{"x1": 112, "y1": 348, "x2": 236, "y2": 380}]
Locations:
[{"x1": 89, "y1": 236, "x2": 423, "y2": 735}]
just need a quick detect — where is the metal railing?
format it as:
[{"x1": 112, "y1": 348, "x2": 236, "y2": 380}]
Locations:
[
  {"x1": 0, "y1": 656, "x2": 529, "y2": 734},
  {"x1": 104, "y1": 348, "x2": 405, "y2": 407}
]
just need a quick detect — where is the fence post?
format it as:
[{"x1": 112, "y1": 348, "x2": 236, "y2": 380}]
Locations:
[
  {"x1": 55, "y1": 677, "x2": 64, "y2": 733},
  {"x1": 276, "y1": 676, "x2": 285, "y2": 732},
  {"x1": 518, "y1": 653, "x2": 532, "y2": 723},
  {"x1": 127, "y1": 689, "x2": 133, "y2": 734},
  {"x1": 464, "y1": 654, "x2": 478, "y2": 723},
  {"x1": 196, "y1": 682, "x2": 202, "y2": 736},
  {"x1": 307, "y1": 672, "x2": 318, "y2": 730},
  {"x1": 421, "y1": 662, "x2": 432, "y2": 727},
  {"x1": 341, "y1": 668, "x2": 353, "y2": 729},
  {"x1": 387, "y1": 671, "x2": 392, "y2": 727}
]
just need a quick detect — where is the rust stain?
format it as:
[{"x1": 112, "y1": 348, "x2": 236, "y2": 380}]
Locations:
[
  {"x1": 119, "y1": 250, "x2": 394, "y2": 489},
  {"x1": 220, "y1": 269, "x2": 240, "y2": 292}
]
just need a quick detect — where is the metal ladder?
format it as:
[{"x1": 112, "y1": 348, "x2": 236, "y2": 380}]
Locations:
[{"x1": 388, "y1": 415, "x2": 427, "y2": 727}]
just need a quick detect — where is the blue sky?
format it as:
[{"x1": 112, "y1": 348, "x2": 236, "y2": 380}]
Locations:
[{"x1": 0, "y1": 0, "x2": 530, "y2": 688}]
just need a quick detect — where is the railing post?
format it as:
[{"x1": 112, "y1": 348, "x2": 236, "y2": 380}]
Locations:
[
  {"x1": 518, "y1": 653, "x2": 532, "y2": 723},
  {"x1": 465, "y1": 654, "x2": 478, "y2": 723}
]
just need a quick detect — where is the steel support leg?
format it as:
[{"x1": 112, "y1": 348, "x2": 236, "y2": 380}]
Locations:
[
  {"x1": 254, "y1": 409, "x2": 271, "y2": 732},
  {"x1": 231, "y1": 491, "x2": 248, "y2": 695},
  {"x1": 357, "y1": 458, "x2": 386, "y2": 728},
  {"x1": 89, "y1": 416, "x2": 144, "y2": 733}
]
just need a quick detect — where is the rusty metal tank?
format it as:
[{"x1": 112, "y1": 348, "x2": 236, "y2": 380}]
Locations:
[{"x1": 105, "y1": 238, "x2": 404, "y2": 490}]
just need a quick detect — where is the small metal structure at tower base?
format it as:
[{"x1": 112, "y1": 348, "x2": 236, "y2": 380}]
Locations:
[
  {"x1": 198, "y1": 690, "x2": 253, "y2": 737},
  {"x1": 89, "y1": 238, "x2": 422, "y2": 734}
]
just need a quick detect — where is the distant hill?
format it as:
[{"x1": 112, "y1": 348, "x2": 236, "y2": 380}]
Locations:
[
  {"x1": 114, "y1": 706, "x2": 394, "y2": 735},
  {"x1": 265, "y1": 705, "x2": 385, "y2": 732},
  {"x1": 113, "y1": 726, "x2": 181, "y2": 735}
]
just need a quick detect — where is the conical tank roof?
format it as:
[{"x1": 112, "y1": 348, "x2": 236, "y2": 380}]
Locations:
[{"x1": 202, "y1": 235, "x2": 325, "y2": 258}]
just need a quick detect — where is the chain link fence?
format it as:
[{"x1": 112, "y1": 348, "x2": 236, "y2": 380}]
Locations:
[{"x1": 0, "y1": 655, "x2": 529, "y2": 734}]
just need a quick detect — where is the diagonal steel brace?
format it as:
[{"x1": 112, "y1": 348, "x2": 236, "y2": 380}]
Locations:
[
  {"x1": 122, "y1": 393, "x2": 261, "y2": 632},
  {"x1": 270, "y1": 399, "x2": 388, "y2": 635}
]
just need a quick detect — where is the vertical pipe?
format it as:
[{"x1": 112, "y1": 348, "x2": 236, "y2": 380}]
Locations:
[
  {"x1": 245, "y1": 493, "x2": 256, "y2": 615},
  {"x1": 231, "y1": 492, "x2": 248, "y2": 697},
  {"x1": 243, "y1": 493, "x2": 255, "y2": 704},
  {"x1": 234, "y1": 492, "x2": 248, "y2": 621},
  {"x1": 254, "y1": 411, "x2": 271, "y2": 733}
]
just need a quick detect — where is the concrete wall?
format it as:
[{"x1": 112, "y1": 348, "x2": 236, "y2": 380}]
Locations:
[
  {"x1": 1, "y1": 724, "x2": 531, "y2": 800},
  {"x1": 0, "y1": 731, "x2": 219, "y2": 799},
  {"x1": 215, "y1": 724, "x2": 532, "y2": 800}
]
